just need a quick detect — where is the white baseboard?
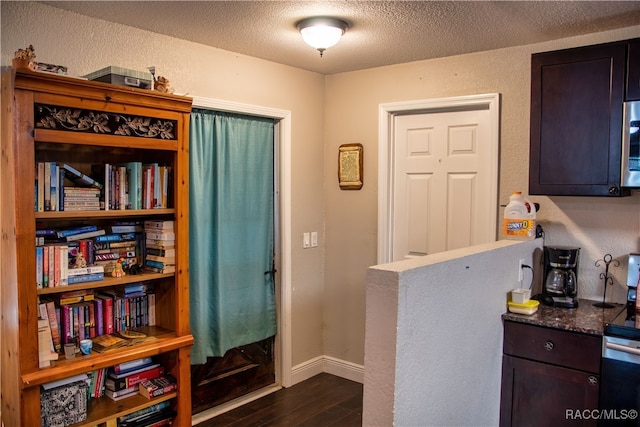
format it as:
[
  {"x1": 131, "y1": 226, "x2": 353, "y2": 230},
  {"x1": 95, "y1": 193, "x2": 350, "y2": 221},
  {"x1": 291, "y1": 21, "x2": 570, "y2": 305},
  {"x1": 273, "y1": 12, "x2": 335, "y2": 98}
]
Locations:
[{"x1": 291, "y1": 355, "x2": 364, "y2": 386}]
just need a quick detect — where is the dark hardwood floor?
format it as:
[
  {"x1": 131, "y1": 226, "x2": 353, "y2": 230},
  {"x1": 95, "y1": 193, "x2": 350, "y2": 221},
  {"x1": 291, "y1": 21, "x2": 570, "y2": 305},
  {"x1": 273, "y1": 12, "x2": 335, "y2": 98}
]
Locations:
[{"x1": 194, "y1": 373, "x2": 363, "y2": 427}]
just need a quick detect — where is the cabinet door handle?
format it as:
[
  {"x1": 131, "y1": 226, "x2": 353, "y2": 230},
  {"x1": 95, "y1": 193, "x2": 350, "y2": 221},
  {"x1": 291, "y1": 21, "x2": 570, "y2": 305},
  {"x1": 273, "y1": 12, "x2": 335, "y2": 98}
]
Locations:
[
  {"x1": 588, "y1": 376, "x2": 598, "y2": 386},
  {"x1": 544, "y1": 341, "x2": 554, "y2": 351}
]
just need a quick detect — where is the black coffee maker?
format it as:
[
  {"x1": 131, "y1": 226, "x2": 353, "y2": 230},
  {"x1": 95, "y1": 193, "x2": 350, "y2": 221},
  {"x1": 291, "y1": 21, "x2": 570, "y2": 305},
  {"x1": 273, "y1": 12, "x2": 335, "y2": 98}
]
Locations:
[{"x1": 542, "y1": 245, "x2": 580, "y2": 308}]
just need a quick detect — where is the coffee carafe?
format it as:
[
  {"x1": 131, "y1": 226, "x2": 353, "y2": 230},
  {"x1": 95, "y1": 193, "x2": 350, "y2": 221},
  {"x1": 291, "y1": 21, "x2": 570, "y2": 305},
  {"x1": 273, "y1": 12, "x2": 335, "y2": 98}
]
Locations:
[{"x1": 542, "y1": 246, "x2": 580, "y2": 308}]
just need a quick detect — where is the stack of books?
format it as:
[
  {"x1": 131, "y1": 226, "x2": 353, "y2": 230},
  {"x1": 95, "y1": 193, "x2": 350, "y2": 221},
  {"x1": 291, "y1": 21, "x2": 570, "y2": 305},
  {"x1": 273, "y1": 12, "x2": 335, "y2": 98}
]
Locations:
[
  {"x1": 63, "y1": 187, "x2": 102, "y2": 211},
  {"x1": 105, "y1": 357, "x2": 165, "y2": 401},
  {"x1": 93, "y1": 232, "x2": 141, "y2": 274},
  {"x1": 118, "y1": 401, "x2": 176, "y2": 427},
  {"x1": 144, "y1": 221, "x2": 175, "y2": 274}
]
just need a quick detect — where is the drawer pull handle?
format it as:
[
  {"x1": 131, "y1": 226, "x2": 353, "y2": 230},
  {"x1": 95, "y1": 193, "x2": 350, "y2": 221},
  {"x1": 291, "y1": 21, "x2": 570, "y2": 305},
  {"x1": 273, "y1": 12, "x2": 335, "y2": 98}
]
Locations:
[
  {"x1": 544, "y1": 341, "x2": 554, "y2": 351},
  {"x1": 588, "y1": 376, "x2": 598, "y2": 385}
]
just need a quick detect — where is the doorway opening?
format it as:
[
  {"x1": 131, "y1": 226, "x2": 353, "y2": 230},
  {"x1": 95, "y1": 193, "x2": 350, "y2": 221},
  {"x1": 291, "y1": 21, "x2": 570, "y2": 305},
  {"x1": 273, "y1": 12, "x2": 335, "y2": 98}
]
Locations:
[
  {"x1": 190, "y1": 96, "x2": 293, "y2": 421},
  {"x1": 378, "y1": 94, "x2": 500, "y2": 264}
]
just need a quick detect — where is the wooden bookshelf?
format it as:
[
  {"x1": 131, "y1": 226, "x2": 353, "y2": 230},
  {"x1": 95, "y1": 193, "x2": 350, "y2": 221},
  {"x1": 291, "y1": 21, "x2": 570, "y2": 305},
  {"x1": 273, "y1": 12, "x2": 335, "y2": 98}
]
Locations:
[{"x1": 1, "y1": 69, "x2": 193, "y2": 427}]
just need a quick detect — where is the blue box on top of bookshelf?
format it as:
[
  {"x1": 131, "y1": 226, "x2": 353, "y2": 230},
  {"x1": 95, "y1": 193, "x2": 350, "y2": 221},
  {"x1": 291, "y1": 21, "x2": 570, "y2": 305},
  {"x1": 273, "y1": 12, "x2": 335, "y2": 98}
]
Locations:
[{"x1": 40, "y1": 378, "x2": 88, "y2": 426}]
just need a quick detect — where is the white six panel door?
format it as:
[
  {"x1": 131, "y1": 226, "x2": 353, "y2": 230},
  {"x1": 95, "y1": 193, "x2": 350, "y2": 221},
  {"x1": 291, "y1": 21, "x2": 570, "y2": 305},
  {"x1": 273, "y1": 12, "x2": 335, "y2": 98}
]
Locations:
[{"x1": 392, "y1": 107, "x2": 494, "y2": 261}]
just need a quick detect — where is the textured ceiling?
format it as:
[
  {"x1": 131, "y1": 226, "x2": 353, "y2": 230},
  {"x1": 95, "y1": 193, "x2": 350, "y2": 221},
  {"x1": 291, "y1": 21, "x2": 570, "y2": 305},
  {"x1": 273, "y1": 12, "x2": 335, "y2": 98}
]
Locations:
[{"x1": 41, "y1": 1, "x2": 640, "y2": 75}]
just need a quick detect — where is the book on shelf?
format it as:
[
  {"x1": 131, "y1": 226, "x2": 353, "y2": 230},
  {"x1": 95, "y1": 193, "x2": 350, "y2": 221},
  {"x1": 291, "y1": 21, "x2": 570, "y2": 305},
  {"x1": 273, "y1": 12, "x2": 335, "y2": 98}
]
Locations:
[
  {"x1": 67, "y1": 272, "x2": 104, "y2": 285},
  {"x1": 144, "y1": 220, "x2": 174, "y2": 230},
  {"x1": 111, "y1": 222, "x2": 144, "y2": 233},
  {"x1": 65, "y1": 229, "x2": 106, "y2": 242},
  {"x1": 145, "y1": 259, "x2": 175, "y2": 270},
  {"x1": 36, "y1": 228, "x2": 57, "y2": 237},
  {"x1": 144, "y1": 265, "x2": 176, "y2": 274},
  {"x1": 118, "y1": 400, "x2": 171, "y2": 425},
  {"x1": 105, "y1": 364, "x2": 165, "y2": 391},
  {"x1": 91, "y1": 330, "x2": 156, "y2": 353},
  {"x1": 36, "y1": 162, "x2": 44, "y2": 212},
  {"x1": 144, "y1": 231, "x2": 175, "y2": 241},
  {"x1": 36, "y1": 246, "x2": 44, "y2": 288},
  {"x1": 38, "y1": 318, "x2": 59, "y2": 368},
  {"x1": 96, "y1": 232, "x2": 138, "y2": 243},
  {"x1": 138, "y1": 374, "x2": 177, "y2": 400},
  {"x1": 119, "y1": 408, "x2": 176, "y2": 427},
  {"x1": 91, "y1": 333, "x2": 126, "y2": 353},
  {"x1": 61, "y1": 163, "x2": 103, "y2": 189},
  {"x1": 146, "y1": 247, "x2": 175, "y2": 258},
  {"x1": 112, "y1": 357, "x2": 155, "y2": 375},
  {"x1": 40, "y1": 299, "x2": 61, "y2": 352},
  {"x1": 56, "y1": 225, "x2": 98, "y2": 239},
  {"x1": 67, "y1": 265, "x2": 104, "y2": 277},
  {"x1": 145, "y1": 240, "x2": 175, "y2": 249},
  {"x1": 104, "y1": 385, "x2": 139, "y2": 401},
  {"x1": 145, "y1": 254, "x2": 176, "y2": 264},
  {"x1": 59, "y1": 289, "x2": 95, "y2": 305}
]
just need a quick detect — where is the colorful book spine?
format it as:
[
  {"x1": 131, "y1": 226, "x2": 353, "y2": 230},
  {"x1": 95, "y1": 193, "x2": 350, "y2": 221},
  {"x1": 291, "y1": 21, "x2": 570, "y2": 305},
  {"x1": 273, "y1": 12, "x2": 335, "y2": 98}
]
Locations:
[
  {"x1": 45, "y1": 300, "x2": 61, "y2": 352},
  {"x1": 50, "y1": 162, "x2": 57, "y2": 211},
  {"x1": 98, "y1": 295, "x2": 114, "y2": 335},
  {"x1": 44, "y1": 162, "x2": 51, "y2": 211},
  {"x1": 145, "y1": 231, "x2": 175, "y2": 241},
  {"x1": 37, "y1": 162, "x2": 45, "y2": 212},
  {"x1": 47, "y1": 246, "x2": 55, "y2": 288},
  {"x1": 95, "y1": 298, "x2": 104, "y2": 337},
  {"x1": 61, "y1": 304, "x2": 72, "y2": 344},
  {"x1": 67, "y1": 272, "x2": 104, "y2": 285},
  {"x1": 95, "y1": 233, "x2": 137, "y2": 243},
  {"x1": 57, "y1": 225, "x2": 98, "y2": 238},
  {"x1": 36, "y1": 246, "x2": 44, "y2": 288},
  {"x1": 146, "y1": 247, "x2": 175, "y2": 257},
  {"x1": 106, "y1": 365, "x2": 165, "y2": 391},
  {"x1": 65, "y1": 229, "x2": 106, "y2": 242},
  {"x1": 113, "y1": 357, "x2": 154, "y2": 374},
  {"x1": 67, "y1": 266, "x2": 105, "y2": 276}
]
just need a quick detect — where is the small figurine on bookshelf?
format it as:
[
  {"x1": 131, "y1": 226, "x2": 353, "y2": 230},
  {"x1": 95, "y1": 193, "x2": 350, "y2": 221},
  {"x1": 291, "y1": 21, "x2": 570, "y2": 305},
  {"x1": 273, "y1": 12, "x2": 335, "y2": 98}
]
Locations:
[
  {"x1": 112, "y1": 258, "x2": 127, "y2": 278},
  {"x1": 74, "y1": 251, "x2": 87, "y2": 269}
]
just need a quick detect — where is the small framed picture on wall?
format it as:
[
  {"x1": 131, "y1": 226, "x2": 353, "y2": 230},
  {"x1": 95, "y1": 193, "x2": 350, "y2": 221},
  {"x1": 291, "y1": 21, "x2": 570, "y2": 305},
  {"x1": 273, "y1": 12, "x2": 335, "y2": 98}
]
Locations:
[{"x1": 338, "y1": 143, "x2": 363, "y2": 190}]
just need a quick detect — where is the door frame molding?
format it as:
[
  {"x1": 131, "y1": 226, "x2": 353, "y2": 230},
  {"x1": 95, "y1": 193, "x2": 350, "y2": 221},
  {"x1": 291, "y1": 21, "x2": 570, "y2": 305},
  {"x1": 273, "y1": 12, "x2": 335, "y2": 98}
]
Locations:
[
  {"x1": 191, "y1": 96, "x2": 293, "y2": 388},
  {"x1": 377, "y1": 93, "x2": 500, "y2": 264}
]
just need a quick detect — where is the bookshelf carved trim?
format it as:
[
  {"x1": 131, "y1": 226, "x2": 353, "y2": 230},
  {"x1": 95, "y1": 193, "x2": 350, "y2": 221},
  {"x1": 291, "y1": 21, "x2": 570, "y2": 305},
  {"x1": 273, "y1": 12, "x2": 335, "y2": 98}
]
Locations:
[{"x1": 34, "y1": 104, "x2": 177, "y2": 140}]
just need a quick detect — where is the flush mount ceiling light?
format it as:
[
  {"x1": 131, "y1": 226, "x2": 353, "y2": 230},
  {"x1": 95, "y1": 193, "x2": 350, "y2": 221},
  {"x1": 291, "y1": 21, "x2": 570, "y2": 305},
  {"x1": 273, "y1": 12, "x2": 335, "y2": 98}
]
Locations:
[{"x1": 297, "y1": 17, "x2": 349, "y2": 57}]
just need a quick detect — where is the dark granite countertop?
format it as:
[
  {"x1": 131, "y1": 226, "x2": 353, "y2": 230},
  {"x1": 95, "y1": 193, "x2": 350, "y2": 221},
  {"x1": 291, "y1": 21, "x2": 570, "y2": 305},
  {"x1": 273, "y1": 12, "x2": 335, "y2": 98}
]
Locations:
[{"x1": 502, "y1": 299, "x2": 625, "y2": 336}]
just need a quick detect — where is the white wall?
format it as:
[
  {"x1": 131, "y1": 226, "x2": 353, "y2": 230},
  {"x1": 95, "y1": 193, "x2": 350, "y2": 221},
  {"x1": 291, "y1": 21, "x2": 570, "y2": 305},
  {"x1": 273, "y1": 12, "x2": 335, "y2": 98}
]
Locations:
[{"x1": 364, "y1": 239, "x2": 543, "y2": 426}]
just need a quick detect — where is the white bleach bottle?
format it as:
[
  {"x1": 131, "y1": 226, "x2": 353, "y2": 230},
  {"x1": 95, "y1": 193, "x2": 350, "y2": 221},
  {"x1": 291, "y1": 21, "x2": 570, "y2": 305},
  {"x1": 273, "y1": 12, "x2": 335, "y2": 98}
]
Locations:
[{"x1": 503, "y1": 191, "x2": 536, "y2": 240}]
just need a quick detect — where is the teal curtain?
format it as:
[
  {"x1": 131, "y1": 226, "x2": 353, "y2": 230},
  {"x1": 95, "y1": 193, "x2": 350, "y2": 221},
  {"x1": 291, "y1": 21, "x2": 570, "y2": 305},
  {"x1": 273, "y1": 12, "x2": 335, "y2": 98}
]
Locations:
[{"x1": 189, "y1": 108, "x2": 276, "y2": 365}]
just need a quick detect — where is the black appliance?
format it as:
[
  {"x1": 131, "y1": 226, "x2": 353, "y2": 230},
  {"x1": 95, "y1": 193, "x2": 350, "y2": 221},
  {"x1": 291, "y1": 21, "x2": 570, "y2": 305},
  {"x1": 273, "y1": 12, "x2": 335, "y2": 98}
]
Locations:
[
  {"x1": 600, "y1": 254, "x2": 640, "y2": 426},
  {"x1": 542, "y1": 245, "x2": 580, "y2": 308}
]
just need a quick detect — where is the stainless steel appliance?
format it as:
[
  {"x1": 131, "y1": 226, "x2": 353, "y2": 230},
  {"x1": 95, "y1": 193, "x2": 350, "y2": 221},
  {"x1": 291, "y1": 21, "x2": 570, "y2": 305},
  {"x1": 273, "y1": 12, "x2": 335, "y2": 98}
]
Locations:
[
  {"x1": 622, "y1": 101, "x2": 640, "y2": 188},
  {"x1": 600, "y1": 253, "x2": 640, "y2": 426},
  {"x1": 542, "y1": 245, "x2": 580, "y2": 308}
]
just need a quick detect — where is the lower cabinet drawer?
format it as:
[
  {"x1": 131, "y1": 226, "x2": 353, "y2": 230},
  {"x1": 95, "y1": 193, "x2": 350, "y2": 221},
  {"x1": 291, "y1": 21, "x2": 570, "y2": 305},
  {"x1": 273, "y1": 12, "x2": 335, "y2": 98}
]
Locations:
[{"x1": 503, "y1": 321, "x2": 601, "y2": 373}]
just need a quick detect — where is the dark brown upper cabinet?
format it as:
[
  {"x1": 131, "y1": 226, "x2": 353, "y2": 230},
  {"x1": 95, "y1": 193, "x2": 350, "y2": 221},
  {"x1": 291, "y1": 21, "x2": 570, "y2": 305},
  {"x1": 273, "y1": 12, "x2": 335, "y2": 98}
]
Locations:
[
  {"x1": 627, "y1": 39, "x2": 640, "y2": 101},
  {"x1": 529, "y1": 40, "x2": 629, "y2": 196}
]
